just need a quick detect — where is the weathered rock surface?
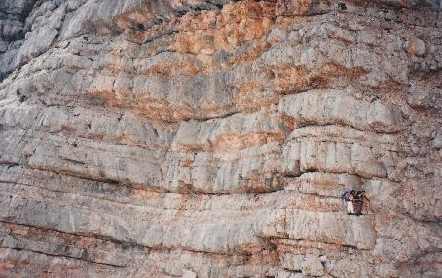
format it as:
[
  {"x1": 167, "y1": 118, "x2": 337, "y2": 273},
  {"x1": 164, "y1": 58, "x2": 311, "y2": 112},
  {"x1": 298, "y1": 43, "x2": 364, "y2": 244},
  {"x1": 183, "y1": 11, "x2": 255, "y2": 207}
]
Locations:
[{"x1": 0, "y1": 0, "x2": 441, "y2": 277}]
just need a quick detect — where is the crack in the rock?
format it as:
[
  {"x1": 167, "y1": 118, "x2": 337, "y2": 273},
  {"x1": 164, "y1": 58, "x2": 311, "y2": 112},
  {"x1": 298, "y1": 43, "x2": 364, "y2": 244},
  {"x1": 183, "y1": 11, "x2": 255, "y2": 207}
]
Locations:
[
  {"x1": 0, "y1": 246, "x2": 126, "y2": 268},
  {"x1": 0, "y1": 219, "x2": 135, "y2": 248},
  {"x1": 402, "y1": 211, "x2": 442, "y2": 226},
  {"x1": 60, "y1": 157, "x2": 86, "y2": 165},
  {"x1": 0, "y1": 219, "x2": 253, "y2": 259},
  {"x1": 257, "y1": 234, "x2": 371, "y2": 251},
  {"x1": 1, "y1": 164, "x2": 284, "y2": 199},
  {"x1": 282, "y1": 117, "x2": 404, "y2": 136},
  {"x1": 26, "y1": 164, "x2": 123, "y2": 186},
  {"x1": 141, "y1": 30, "x2": 179, "y2": 45},
  {"x1": 283, "y1": 190, "x2": 342, "y2": 201},
  {"x1": 283, "y1": 168, "x2": 396, "y2": 183},
  {"x1": 190, "y1": 110, "x2": 243, "y2": 122},
  {"x1": 282, "y1": 268, "x2": 302, "y2": 274}
]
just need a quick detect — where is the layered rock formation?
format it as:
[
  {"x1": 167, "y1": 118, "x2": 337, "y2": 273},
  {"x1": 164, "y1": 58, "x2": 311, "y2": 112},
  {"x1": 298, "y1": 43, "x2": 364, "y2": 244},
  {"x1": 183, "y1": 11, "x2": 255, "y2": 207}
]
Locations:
[{"x1": 0, "y1": 0, "x2": 441, "y2": 277}]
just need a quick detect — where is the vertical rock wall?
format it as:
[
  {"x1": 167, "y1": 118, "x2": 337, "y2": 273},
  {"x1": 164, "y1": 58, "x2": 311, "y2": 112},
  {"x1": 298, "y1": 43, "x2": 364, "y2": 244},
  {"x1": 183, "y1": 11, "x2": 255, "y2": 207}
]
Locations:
[{"x1": 0, "y1": 0, "x2": 441, "y2": 277}]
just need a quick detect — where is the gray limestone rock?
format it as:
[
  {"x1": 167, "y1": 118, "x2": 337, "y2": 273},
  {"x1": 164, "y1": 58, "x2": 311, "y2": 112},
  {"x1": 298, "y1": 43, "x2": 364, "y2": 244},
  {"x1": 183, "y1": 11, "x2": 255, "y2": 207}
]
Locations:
[{"x1": 0, "y1": 0, "x2": 440, "y2": 277}]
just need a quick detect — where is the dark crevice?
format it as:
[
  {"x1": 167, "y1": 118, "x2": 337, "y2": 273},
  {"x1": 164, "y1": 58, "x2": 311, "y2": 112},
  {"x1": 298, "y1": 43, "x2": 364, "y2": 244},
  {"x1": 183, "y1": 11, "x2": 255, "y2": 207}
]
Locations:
[
  {"x1": 0, "y1": 0, "x2": 38, "y2": 82},
  {"x1": 175, "y1": 1, "x2": 225, "y2": 16},
  {"x1": 192, "y1": 110, "x2": 242, "y2": 122},
  {"x1": 141, "y1": 30, "x2": 178, "y2": 45},
  {"x1": 0, "y1": 219, "x2": 145, "y2": 253},
  {"x1": 283, "y1": 268, "x2": 302, "y2": 274},
  {"x1": 61, "y1": 157, "x2": 86, "y2": 165},
  {"x1": 338, "y1": 2, "x2": 347, "y2": 11},
  {"x1": 0, "y1": 246, "x2": 126, "y2": 268},
  {"x1": 27, "y1": 165, "x2": 122, "y2": 186},
  {"x1": 0, "y1": 161, "x2": 20, "y2": 167},
  {"x1": 284, "y1": 189, "x2": 342, "y2": 201},
  {"x1": 0, "y1": 219, "x2": 252, "y2": 259},
  {"x1": 283, "y1": 169, "x2": 396, "y2": 184},
  {"x1": 402, "y1": 212, "x2": 442, "y2": 226},
  {"x1": 257, "y1": 234, "x2": 370, "y2": 251}
]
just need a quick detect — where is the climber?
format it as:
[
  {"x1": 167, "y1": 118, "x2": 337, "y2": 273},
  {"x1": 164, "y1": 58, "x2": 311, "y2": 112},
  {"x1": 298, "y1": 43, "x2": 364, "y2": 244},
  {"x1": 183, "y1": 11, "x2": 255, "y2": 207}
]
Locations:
[
  {"x1": 352, "y1": 190, "x2": 365, "y2": 216},
  {"x1": 342, "y1": 190, "x2": 355, "y2": 215},
  {"x1": 341, "y1": 190, "x2": 366, "y2": 216}
]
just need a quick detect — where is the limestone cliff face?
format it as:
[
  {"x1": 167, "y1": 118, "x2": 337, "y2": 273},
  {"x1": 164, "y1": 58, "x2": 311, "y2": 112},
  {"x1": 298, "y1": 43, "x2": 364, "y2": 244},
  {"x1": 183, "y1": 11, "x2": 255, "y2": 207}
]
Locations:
[{"x1": 0, "y1": 0, "x2": 441, "y2": 277}]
